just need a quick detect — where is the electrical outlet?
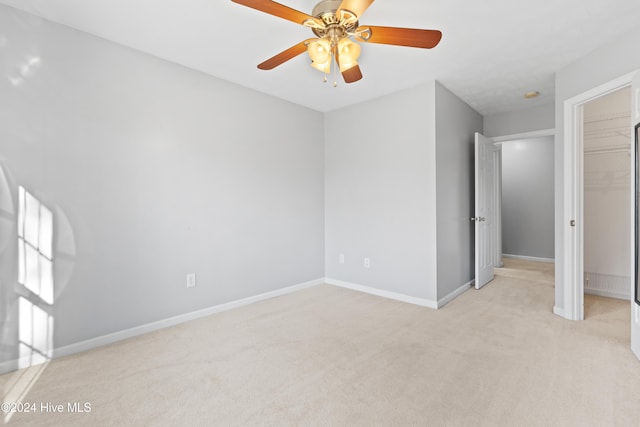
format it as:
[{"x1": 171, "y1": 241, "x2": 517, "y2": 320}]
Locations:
[
  {"x1": 339, "y1": 253, "x2": 345, "y2": 264},
  {"x1": 364, "y1": 257, "x2": 370, "y2": 269},
  {"x1": 186, "y1": 273, "x2": 196, "y2": 288}
]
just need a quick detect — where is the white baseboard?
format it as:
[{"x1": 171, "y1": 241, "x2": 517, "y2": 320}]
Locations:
[
  {"x1": 326, "y1": 278, "x2": 438, "y2": 309},
  {"x1": 553, "y1": 305, "x2": 566, "y2": 318},
  {"x1": 584, "y1": 288, "x2": 629, "y2": 300},
  {"x1": 437, "y1": 280, "x2": 473, "y2": 308},
  {"x1": 53, "y1": 277, "x2": 324, "y2": 360},
  {"x1": 0, "y1": 278, "x2": 324, "y2": 375},
  {"x1": 584, "y1": 272, "x2": 630, "y2": 301},
  {"x1": 503, "y1": 254, "x2": 555, "y2": 263},
  {"x1": 0, "y1": 359, "x2": 19, "y2": 375}
]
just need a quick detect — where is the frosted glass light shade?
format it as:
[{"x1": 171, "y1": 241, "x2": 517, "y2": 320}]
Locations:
[
  {"x1": 307, "y1": 38, "x2": 331, "y2": 64},
  {"x1": 337, "y1": 38, "x2": 361, "y2": 72},
  {"x1": 338, "y1": 38, "x2": 361, "y2": 61},
  {"x1": 311, "y1": 60, "x2": 331, "y2": 73}
]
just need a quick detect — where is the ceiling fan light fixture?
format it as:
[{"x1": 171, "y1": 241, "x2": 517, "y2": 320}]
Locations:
[
  {"x1": 338, "y1": 37, "x2": 361, "y2": 61},
  {"x1": 307, "y1": 38, "x2": 331, "y2": 64},
  {"x1": 336, "y1": 37, "x2": 360, "y2": 72},
  {"x1": 231, "y1": 0, "x2": 442, "y2": 85}
]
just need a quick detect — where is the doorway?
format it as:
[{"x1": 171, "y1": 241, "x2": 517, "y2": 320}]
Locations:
[
  {"x1": 562, "y1": 72, "x2": 635, "y2": 321},
  {"x1": 474, "y1": 129, "x2": 554, "y2": 287},
  {"x1": 500, "y1": 135, "x2": 555, "y2": 264}
]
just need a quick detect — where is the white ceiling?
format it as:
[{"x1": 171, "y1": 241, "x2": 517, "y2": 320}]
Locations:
[{"x1": 1, "y1": 0, "x2": 640, "y2": 115}]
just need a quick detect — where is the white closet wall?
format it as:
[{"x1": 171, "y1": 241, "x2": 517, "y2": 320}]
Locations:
[{"x1": 583, "y1": 87, "x2": 631, "y2": 299}]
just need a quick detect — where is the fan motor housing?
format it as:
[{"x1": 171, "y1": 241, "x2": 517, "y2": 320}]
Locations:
[
  {"x1": 311, "y1": 0, "x2": 342, "y2": 18},
  {"x1": 311, "y1": 0, "x2": 359, "y2": 38}
]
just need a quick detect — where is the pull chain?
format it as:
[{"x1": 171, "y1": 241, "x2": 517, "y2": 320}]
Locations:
[{"x1": 319, "y1": 52, "x2": 338, "y2": 87}]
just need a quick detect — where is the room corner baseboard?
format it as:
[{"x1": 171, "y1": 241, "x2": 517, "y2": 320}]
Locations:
[
  {"x1": 437, "y1": 280, "x2": 473, "y2": 308},
  {"x1": 325, "y1": 278, "x2": 438, "y2": 309},
  {"x1": 48, "y1": 278, "x2": 324, "y2": 363},
  {"x1": 584, "y1": 289, "x2": 629, "y2": 300},
  {"x1": 503, "y1": 254, "x2": 555, "y2": 263},
  {"x1": 553, "y1": 305, "x2": 565, "y2": 318}
]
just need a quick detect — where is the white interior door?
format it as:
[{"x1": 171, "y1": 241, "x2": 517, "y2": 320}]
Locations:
[
  {"x1": 632, "y1": 71, "x2": 640, "y2": 360},
  {"x1": 474, "y1": 132, "x2": 496, "y2": 289}
]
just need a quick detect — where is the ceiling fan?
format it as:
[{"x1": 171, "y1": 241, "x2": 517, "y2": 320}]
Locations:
[{"x1": 231, "y1": 0, "x2": 442, "y2": 84}]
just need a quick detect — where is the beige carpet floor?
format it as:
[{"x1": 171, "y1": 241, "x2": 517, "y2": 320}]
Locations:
[{"x1": 2, "y1": 259, "x2": 639, "y2": 426}]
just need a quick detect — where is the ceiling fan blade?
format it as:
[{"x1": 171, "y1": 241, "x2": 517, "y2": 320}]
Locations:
[
  {"x1": 342, "y1": 64, "x2": 363, "y2": 84},
  {"x1": 337, "y1": 0, "x2": 374, "y2": 18},
  {"x1": 356, "y1": 26, "x2": 442, "y2": 49},
  {"x1": 257, "y1": 40, "x2": 311, "y2": 70},
  {"x1": 231, "y1": 0, "x2": 321, "y2": 27}
]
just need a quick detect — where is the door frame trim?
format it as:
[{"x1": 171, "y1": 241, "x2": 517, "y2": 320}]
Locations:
[
  {"x1": 492, "y1": 128, "x2": 555, "y2": 144},
  {"x1": 562, "y1": 71, "x2": 636, "y2": 321}
]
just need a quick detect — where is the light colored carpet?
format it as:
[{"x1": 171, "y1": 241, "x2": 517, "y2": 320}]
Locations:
[{"x1": 2, "y1": 259, "x2": 639, "y2": 426}]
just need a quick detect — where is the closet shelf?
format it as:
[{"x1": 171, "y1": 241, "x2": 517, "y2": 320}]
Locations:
[
  {"x1": 584, "y1": 147, "x2": 630, "y2": 155},
  {"x1": 584, "y1": 110, "x2": 631, "y2": 123}
]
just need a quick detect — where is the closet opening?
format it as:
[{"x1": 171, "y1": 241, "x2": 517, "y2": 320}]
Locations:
[{"x1": 582, "y1": 86, "x2": 632, "y2": 314}]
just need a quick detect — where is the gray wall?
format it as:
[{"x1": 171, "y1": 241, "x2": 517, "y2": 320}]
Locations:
[
  {"x1": 554, "y1": 25, "x2": 640, "y2": 310},
  {"x1": 434, "y1": 83, "x2": 483, "y2": 299},
  {"x1": 501, "y1": 137, "x2": 555, "y2": 259},
  {"x1": 324, "y1": 81, "x2": 482, "y2": 303},
  {"x1": 484, "y1": 103, "x2": 554, "y2": 138},
  {"x1": 0, "y1": 5, "x2": 324, "y2": 363},
  {"x1": 324, "y1": 83, "x2": 438, "y2": 300}
]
